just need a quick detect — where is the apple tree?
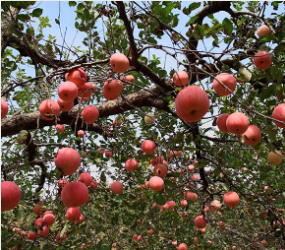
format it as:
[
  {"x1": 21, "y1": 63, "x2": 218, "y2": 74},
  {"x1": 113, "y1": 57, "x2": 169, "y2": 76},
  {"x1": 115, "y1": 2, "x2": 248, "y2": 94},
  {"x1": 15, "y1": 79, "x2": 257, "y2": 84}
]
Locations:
[{"x1": 1, "y1": 1, "x2": 285, "y2": 249}]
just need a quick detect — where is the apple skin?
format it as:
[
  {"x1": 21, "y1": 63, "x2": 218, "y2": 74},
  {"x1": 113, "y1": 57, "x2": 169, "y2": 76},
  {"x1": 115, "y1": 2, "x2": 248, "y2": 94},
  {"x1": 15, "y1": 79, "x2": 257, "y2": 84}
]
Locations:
[
  {"x1": 58, "y1": 81, "x2": 78, "y2": 102},
  {"x1": 66, "y1": 207, "x2": 81, "y2": 222},
  {"x1": 39, "y1": 100, "x2": 60, "y2": 120},
  {"x1": 187, "y1": 165, "x2": 195, "y2": 172},
  {"x1": 78, "y1": 130, "x2": 85, "y2": 138},
  {"x1": 58, "y1": 178, "x2": 69, "y2": 188},
  {"x1": 34, "y1": 218, "x2": 44, "y2": 228},
  {"x1": 56, "y1": 232, "x2": 67, "y2": 243},
  {"x1": 213, "y1": 73, "x2": 236, "y2": 96},
  {"x1": 79, "y1": 173, "x2": 92, "y2": 187},
  {"x1": 253, "y1": 51, "x2": 272, "y2": 70},
  {"x1": 175, "y1": 85, "x2": 209, "y2": 123},
  {"x1": 181, "y1": 200, "x2": 188, "y2": 208},
  {"x1": 120, "y1": 75, "x2": 135, "y2": 86},
  {"x1": 184, "y1": 192, "x2": 197, "y2": 202},
  {"x1": 173, "y1": 71, "x2": 189, "y2": 87},
  {"x1": 1, "y1": 99, "x2": 8, "y2": 119},
  {"x1": 148, "y1": 176, "x2": 164, "y2": 191},
  {"x1": 216, "y1": 113, "x2": 230, "y2": 132},
  {"x1": 91, "y1": 180, "x2": 98, "y2": 190},
  {"x1": 78, "y1": 82, "x2": 94, "y2": 101},
  {"x1": 125, "y1": 159, "x2": 138, "y2": 172},
  {"x1": 194, "y1": 215, "x2": 207, "y2": 228},
  {"x1": 178, "y1": 243, "x2": 188, "y2": 250},
  {"x1": 226, "y1": 112, "x2": 249, "y2": 135},
  {"x1": 153, "y1": 164, "x2": 167, "y2": 178},
  {"x1": 103, "y1": 79, "x2": 123, "y2": 100},
  {"x1": 242, "y1": 125, "x2": 262, "y2": 146},
  {"x1": 27, "y1": 232, "x2": 36, "y2": 240},
  {"x1": 61, "y1": 181, "x2": 89, "y2": 207},
  {"x1": 54, "y1": 148, "x2": 81, "y2": 175},
  {"x1": 81, "y1": 105, "x2": 99, "y2": 124},
  {"x1": 257, "y1": 25, "x2": 271, "y2": 37},
  {"x1": 57, "y1": 98, "x2": 74, "y2": 112},
  {"x1": 110, "y1": 181, "x2": 123, "y2": 194},
  {"x1": 272, "y1": 103, "x2": 285, "y2": 128},
  {"x1": 268, "y1": 151, "x2": 283, "y2": 165},
  {"x1": 37, "y1": 226, "x2": 49, "y2": 238},
  {"x1": 141, "y1": 140, "x2": 156, "y2": 155},
  {"x1": 65, "y1": 68, "x2": 86, "y2": 87},
  {"x1": 218, "y1": 221, "x2": 226, "y2": 230},
  {"x1": 223, "y1": 191, "x2": 240, "y2": 208},
  {"x1": 43, "y1": 213, "x2": 55, "y2": 226},
  {"x1": 76, "y1": 214, "x2": 84, "y2": 224},
  {"x1": 210, "y1": 200, "x2": 222, "y2": 211},
  {"x1": 56, "y1": 124, "x2": 65, "y2": 133},
  {"x1": 110, "y1": 53, "x2": 129, "y2": 73},
  {"x1": 1, "y1": 181, "x2": 21, "y2": 212},
  {"x1": 105, "y1": 151, "x2": 112, "y2": 158}
]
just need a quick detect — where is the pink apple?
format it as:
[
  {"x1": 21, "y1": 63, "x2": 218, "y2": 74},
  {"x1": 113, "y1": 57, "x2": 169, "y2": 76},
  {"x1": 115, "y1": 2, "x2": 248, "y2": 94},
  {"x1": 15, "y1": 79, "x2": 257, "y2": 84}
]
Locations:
[
  {"x1": 76, "y1": 214, "x2": 84, "y2": 224},
  {"x1": 226, "y1": 112, "x2": 249, "y2": 135},
  {"x1": 253, "y1": 51, "x2": 271, "y2": 70},
  {"x1": 153, "y1": 164, "x2": 167, "y2": 178},
  {"x1": 105, "y1": 151, "x2": 112, "y2": 158},
  {"x1": 242, "y1": 125, "x2": 262, "y2": 146},
  {"x1": 55, "y1": 124, "x2": 64, "y2": 133},
  {"x1": 184, "y1": 192, "x2": 197, "y2": 202},
  {"x1": 77, "y1": 82, "x2": 94, "y2": 101},
  {"x1": 54, "y1": 148, "x2": 81, "y2": 175},
  {"x1": 120, "y1": 75, "x2": 135, "y2": 86},
  {"x1": 43, "y1": 213, "x2": 55, "y2": 226},
  {"x1": 272, "y1": 103, "x2": 285, "y2": 128},
  {"x1": 257, "y1": 25, "x2": 271, "y2": 38},
  {"x1": 91, "y1": 180, "x2": 98, "y2": 190},
  {"x1": 148, "y1": 176, "x2": 164, "y2": 191},
  {"x1": 103, "y1": 79, "x2": 123, "y2": 100},
  {"x1": 27, "y1": 232, "x2": 36, "y2": 240},
  {"x1": 110, "y1": 53, "x2": 129, "y2": 73},
  {"x1": 178, "y1": 243, "x2": 188, "y2": 250},
  {"x1": 66, "y1": 207, "x2": 81, "y2": 222},
  {"x1": 213, "y1": 73, "x2": 236, "y2": 96},
  {"x1": 61, "y1": 181, "x2": 89, "y2": 207},
  {"x1": 175, "y1": 85, "x2": 209, "y2": 123},
  {"x1": 223, "y1": 191, "x2": 240, "y2": 208},
  {"x1": 110, "y1": 181, "x2": 123, "y2": 194},
  {"x1": 1, "y1": 99, "x2": 8, "y2": 119},
  {"x1": 81, "y1": 105, "x2": 99, "y2": 124},
  {"x1": 79, "y1": 173, "x2": 92, "y2": 187},
  {"x1": 141, "y1": 140, "x2": 156, "y2": 154},
  {"x1": 173, "y1": 71, "x2": 189, "y2": 87},
  {"x1": 216, "y1": 113, "x2": 230, "y2": 133},
  {"x1": 39, "y1": 99, "x2": 60, "y2": 120},
  {"x1": 1, "y1": 181, "x2": 21, "y2": 212},
  {"x1": 34, "y1": 218, "x2": 44, "y2": 228},
  {"x1": 58, "y1": 81, "x2": 78, "y2": 102},
  {"x1": 37, "y1": 226, "x2": 49, "y2": 238},
  {"x1": 58, "y1": 178, "x2": 69, "y2": 188},
  {"x1": 78, "y1": 130, "x2": 85, "y2": 138},
  {"x1": 125, "y1": 159, "x2": 138, "y2": 172},
  {"x1": 181, "y1": 200, "x2": 188, "y2": 208},
  {"x1": 65, "y1": 68, "x2": 86, "y2": 87},
  {"x1": 194, "y1": 215, "x2": 207, "y2": 228},
  {"x1": 57, "y1": 98, "x2": 74, "y2": 112},
  {"x1": 187, "y1": 165, "x2": 195, "y2": 172}
]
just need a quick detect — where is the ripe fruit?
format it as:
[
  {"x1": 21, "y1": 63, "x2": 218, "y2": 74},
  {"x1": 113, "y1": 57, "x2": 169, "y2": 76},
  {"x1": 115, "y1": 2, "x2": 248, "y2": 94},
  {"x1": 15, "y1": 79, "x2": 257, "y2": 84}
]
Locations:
[
  {"x1": 37, "y1": 226, "x2": 49, "y2": 238},
  {"x1": 268, "y1": 151, "x2": 283, "y2": 165},
  {"x1": 105, "y1": 151, "x2": 112, "y2": 158},
  {"x1": 226, "y1": 112, "x2": 249, "y2": 135},
  {"x1": 43, "y1": 213, "x2": 55, "y2": 226},
  {"x1": 110, "y1": 53, "x2": 129, "y2": 73},
  {"x1": 173, "y1": 71, "x2": 189, "y2": 87},
  {"x1": 56, "y1": 124, "x2": 65, "y2": 133},
  {"x1": 223, "y1": 191, "x2": 240, "y2": 208},
  {"x1": 175, "y1": 85, "x2": 209, "y2": 123},
  {"x1": 191, "y1": 174, "x2": 199, "y2": 181},
  {"x1": 153, "y1": 164, "x2": 167, "y2": 178},
  {"x1": 81, "y1": 105, "x2": 99, "y2": 124},
  {"x1": 144, "y1": 113, "x2": 155, "y2": 125},
  {"x1": 61, "y1": 181, "x2": 89, "y2": 207},
  {"x1": 147, "y1": 229, "x2": 154, "y2": 236},
  {"x1": 216, "y1": 113, "x2": 230, "y2": 133},
  {"x1": 56, "y1": 232, "x2": 67, "y2": 243},
  {"x1": 34, "y1": 218, "x2": 44, "y2": 228},
  {"x1": 148, "y1": 176, "x2": 164, "y2": 191},
  {"x1": 181, "y1": 200, "x2": 188, "y2": 208},
  {"x1": 33, "y1": 203, "x2": 45, "y2": 216},
  {"x1": 166, "y1": 200, "x2": 176, "y2": 209},
  {"x1": 1, "y1": 181, "x2": 21, "y2": 212},
  {"x1": 253, "y1": 51, "x2": 272, "y2": 70},
  {"x1": 27, "y1": 232, "x2": 36, "y2": 240},
  {"x1": 213, "y1": 73, "x2": 236, "y2": 96},
  {"x1": 218, "y1": 221, "x2": 226, "y2": 230},
  {"x1": 187, "y1": 165, "x2": 195, "y2": 172},
  {"x1": 210, "y1": 200, "x2": 222, "y2": 211},
  {"x1": 257, "y1": 25, "x2": 271, "y2": 37},
  {"x1": 184, "y1": 192, "x2": 198, "y2": 202},
  {"x1": 66, "y1": 207, "x2": 81, "y2": 222},
  {"x1": 78, "y1": 130, "x2": 85, "y2": 138},
  {"x1": 1, "y1": 98, "x2": 8, "y2": 119},
  {"x1": 178, "y1": 243, "x2": 188, "y2": 250},
  {"x1": 57, "y1": 98, "x2": 74, "y2": 112},
  {"x1": 78, "y1": 82, "x2": 94, "y2": 101},
  {"x1": 272, "y1": 103, "x2": 285, "y2": 128},
  {"x1": 58, "y1": 81, "x2": 78, "y2": 102},
  {"x1": 110, "y1": 181, "x2": 123, "y2": 194},
  {"x1": 21, "y1": 231, "x2": 27, "y2": 236},
  {"x1": 44, "y1": 211, "x2": 53, "y2": 216},
  {"x1": 141, "y1": 140, "x2": 156, "y2": 154},
  {"x1": 54, "y1": 148, "x2": 81, "y2": 175},
  {"x1": 65, "y1": 68, "x2": 86, "y2": 87},
  {"x1": 91, "y1": 180, "x2": 98, "y2": 190},
  {"x1": 133, "y1": 235, "x2": 138, "y2": 240},
  {"x1": 120, "y1": 75, "x2": 135, "y2": 85},
  {"x1": 103, "y1": 78, "x2": 123, "y2": 100},
  {"x1": 195, "y1": 215, "x2": 207, "y2": 228},
  {"x1": 261, "y1": 240, "x2": 267, "y2": 246},
  {"x1": 125, "y1": 159, "x2": 138, "y2": 172},
  {"x1": 39, "y1": 99, "x2": 60, "y2": 120},
  {"x1": 76, "y1": 214, "x2": 84, "y2": 224},
  {"x1": 79, "y1": 173, "x2": 92, "y2": 187},
  {"x1": 58, "y1": 178, "x2": 69, "y2": 188},
  {"x1": 98, "y1": 147, "x2": 105, "y2": 155},
  {"x1": 137, "y1": 235, "x2": 142, "y2": 241},
  {"x1": 242, "y1": 125, "x2": 262, "y2": 146}
]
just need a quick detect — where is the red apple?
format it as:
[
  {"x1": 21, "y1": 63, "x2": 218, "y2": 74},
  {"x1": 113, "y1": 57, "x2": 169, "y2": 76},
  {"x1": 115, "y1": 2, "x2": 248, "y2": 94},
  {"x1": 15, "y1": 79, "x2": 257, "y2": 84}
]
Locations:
[
  {"x1": 110, "y1": 181, "x2": 123, "y2": 194},
  {"x1": 175, "y1": 85, "x2": 209, "y2": 123},
  {"x1": 33, "y1": 203, "x2": 45, "y2": 216},
  {"x1": 226, "y1": 112, "x2": 249, "y2": 135},
  {"x1": 27, "y1": 232, "x2": 36, "y2": 240},
  {"x1": 210, "y1": 200, "x2": 222, "y2": 211},
  {"x1": 105, "y1": 151, "x2": 112, "y2": 158},
  {"x1": 242, "y1": 125, "x2": 262, "y2": 146},
  {"x1": 181, "y1": 200, "x2": 188, "y2": 208},
  {"x1": 153, "y1": 164, "x2": 167, "y2": 178},
  {"x1": 178, "y1": 243, "x2": 188, "y2": 250},
  {"x1": 272, "y1": 103, "x2": 285, "y2": 128},
  {"x1": 58, "y1": 178, "x2": 69, "y2": 188},
  {"x1": 223, "y1": 191, "x2": 240, "y2": 208},
  {"x1": 91, "y1": 180, "x2": 98, "y2": 190},
  {"x1": 54, "y1": 148, "x2": 81, "y2": 175},
  {"x1": 141, "y1": 140, "x2": 156, "y2": 155},
  {"x1": 257, "y1": 25, "x2": 271, "y2": 38},
  {"x1": 1, "y1": 181, "x2": 21, "y2": 212},
  {"x1": 213, "y1": 73, "x2": 236, "y2": 96},
  {"x1": 148, "y1": 176, "x2": 164, "y2": 191},
  {"x1": 77, "y1": 130, "x2": 85, "y2": 138},
  {"x1": 34, "y1": 218, "x2": 44, "y2": 228},
  {"x1": 65, "y1": 68, "x2": 86, "y2": 87},
  {"x1": 39, "y1": 99, "x2": 60, "y2": 120},
  {"x1": 173, "y1": 71, "x2": 189, "y2": 87},
  {"x1": 216, "y1": 113, "x2": 230, "y2": 133},
  {"x1": 110, "y1": 53, "x2": 129, "y2": 73},
  {"x1": 57, "y1": 97, "x2": 74, "y2": 112},
  {"x1": 56, "y1": 232, "x2": 67, "y2": 243},
  {"x1": 43, "y1": 213, "x2": 55, "y2": 226},
  {"x1": 194, "y1": 215, "x2": 207, "y2": 228},
  {"x1": 77, "y1": 82, "x2": 94, "y2": 101},
  {"x1": 187, "y1": 165, "x2": 195, "y2": 171},
  {"x1": 120, "y1": 75, "x2": 135, "y2": 86},
  {"x1": 184, "y1": 192, "x2": 197, "y2": 202},
  {"x1": 1, "y1": 99, "x2": 8, "y2": 119},
  {"x1": 125, "y1": 159, "x2": 138, "y2": 172},
  {"x1": 268, "y1": 151, "x2": 283, "y2": 165},
  {"x1": 66, "y1": 207, "x2": 81, "y2": 222},
  {"x1": 103, "y1": 79, "x2": 123, "y2": 100},
  {"x1": 76, "y1": 214, "x2": 84, "y2": 224},
  {"x1": 37, "y1": 226, "x2": 49, "y2": 238},
  {"x1": 253, "y1": 51, "x2": 271, "y2": 70},
  {"x1": 55, "y1": 124, "x2": 65, "y2": 133},
  {"x1": 191, "y1": 174, "x2": 199, "y2": 181},
  {"x1": 58, "y1": 81, "x2": 78, "y2": 102},
  {"x1": 44, "y1": 211, "x2": 53, "y2": 216},
  {"x1": 166, "y1": 200, "x2": 176, "y2": 209},
  {"x1": 79, "y1": 173, "x2": 92, "y2": 187},
  {"x1": 61, "y1": 181, "x2": 89, "y2": 207},
  {"x1": 81, "y1": 105, "x2": 99, "y2": 124}
]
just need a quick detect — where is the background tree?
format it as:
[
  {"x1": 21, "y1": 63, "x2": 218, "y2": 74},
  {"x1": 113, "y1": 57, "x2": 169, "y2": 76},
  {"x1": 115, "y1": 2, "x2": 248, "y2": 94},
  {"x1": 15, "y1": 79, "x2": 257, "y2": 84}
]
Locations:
[{"x1": 1, "y1": 1, "x2": 285, "y2": 250}]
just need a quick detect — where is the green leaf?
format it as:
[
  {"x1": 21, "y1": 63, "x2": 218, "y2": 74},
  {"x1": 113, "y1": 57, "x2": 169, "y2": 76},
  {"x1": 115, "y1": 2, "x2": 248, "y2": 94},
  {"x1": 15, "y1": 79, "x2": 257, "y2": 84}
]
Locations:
[
  {"x1": 17, "y1": 14, "x2": 30, "y2": 22},
  {"x1": 69, "y1": 1, "x2": 77, "y2": 7},
  {"x1": 55, "y1": 19, "x2": 60, "y2": 25},
  {"x1": 186, "y1": 16, "x2": 199, "y2": 26},
  {"x1": 60, "y1": 222, "x2": 68, "y2": 238},
  {"x1": 222, "y1": 18, "x2": 233, "y2": 35},
  {"x1": 173, "y1": 214, "x2": 179, "y2": 226},
  {"x1": 100, "y1": 171, "x2": 106, "y2": 182},
  {"x1": 154, "y1": 192, "x2": 165, "y2": 205},
  {"x1": 31, "y1": 8, "x2": 43, "y2": 17},
  {"x1": 164, "y1": 179, "x2": 176, "y2": 188}
]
